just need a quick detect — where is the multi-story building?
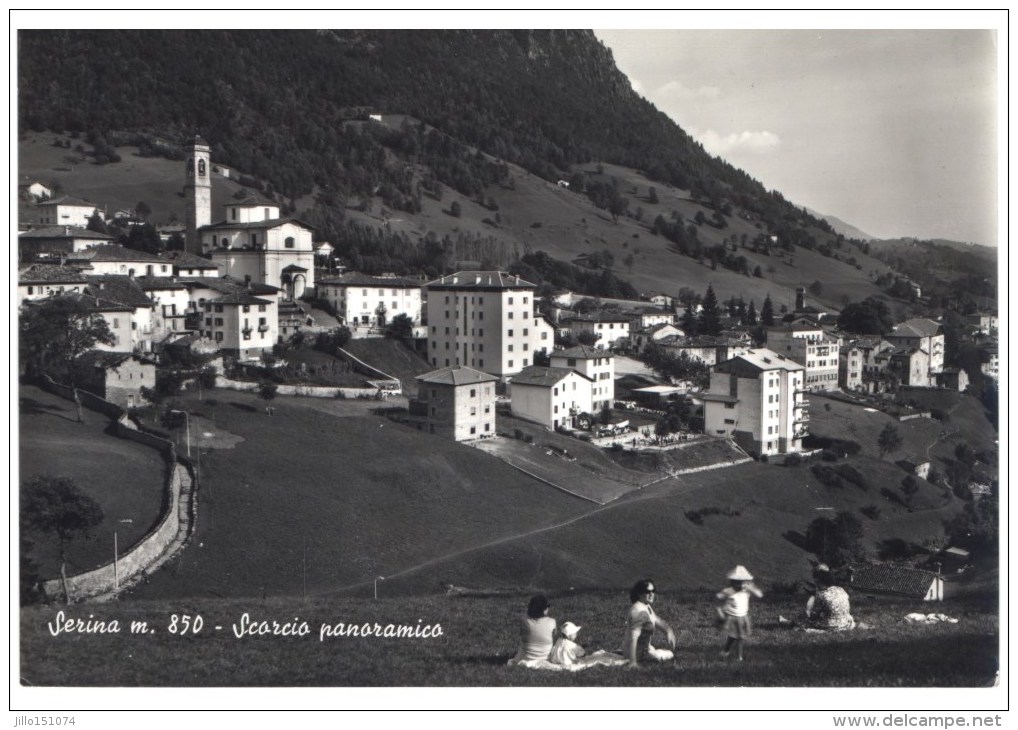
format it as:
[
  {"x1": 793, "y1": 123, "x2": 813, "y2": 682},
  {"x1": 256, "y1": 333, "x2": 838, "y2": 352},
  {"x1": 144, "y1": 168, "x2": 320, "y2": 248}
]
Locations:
[
  {"x1": 317, "y1": 272, "x2": 423, "y2": 334},
  {"x1": 766, "y1": 323, "x2": 841, "y2": 392},
  {"x1": 701, "y1": 348, "x2": 807, "y2": 457},
  {"x1": 409, "y1": 365, "x2": 498, "y2": 441},
  {"x1": 509, "y1": 366, "x2": 594, "y2": 430},
  {"x1": 883, "y1": 347, "x2": 931, "y2": 387},
  {"x1": 629, "y1": 323, "x2": 685, "y2": 354},
  {"x1": 658, "y1": 335, "x2": 751, "y2": 367},
  {"x1": 966, "y1": 312, "x2": 998, "y2": 337},
  {"x1": 550, "y1": 345, "x2": 614, "y2": 412},
  {"x1": 424, "y1": 271, "x2": 548, "y2": 378},
  {"x1": 18, "y1": 226, "x2": 115, "y2": 262},
  {"x1": 137, "y1": 277, "x2": 192, "y2": 340},
  {"x1": 980, "y1": 344, "x2": 999, "y2": 381},
  {"x1": 197, "y1": 290, "x2": 278, "y2": 360},
  {"x1": 65, "y1": 244, "x2": 173, "y2": 278},
  {"x1": 558, "y1": 311, "x2": 632, "y2": 350},
  {"x1": 17, "y1": 264, "x2": 89, "y2": 305},
  {"x1": 884, "y1": 318, "x2": 945, "y2": 381},
  {"x1": 35, "y1": 195, "x2": 102, "y2": 227},
  {"x1": 160, "y1": 250, "x2": 221, "y2": 278}
]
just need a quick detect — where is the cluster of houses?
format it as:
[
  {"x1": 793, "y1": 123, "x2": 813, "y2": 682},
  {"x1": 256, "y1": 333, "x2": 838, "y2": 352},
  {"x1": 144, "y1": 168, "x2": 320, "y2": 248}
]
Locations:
[{"x1": 18, "y1": 139, "x2": 997, "y2": 461}]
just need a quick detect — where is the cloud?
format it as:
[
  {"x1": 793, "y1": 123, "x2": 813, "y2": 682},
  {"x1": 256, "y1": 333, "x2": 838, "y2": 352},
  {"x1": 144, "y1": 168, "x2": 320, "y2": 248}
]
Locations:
[
  {"x1": 656, "y1": 79, "x2": 721, "y2": 100},
  {"x1": 696, "y1": 129, "x2": 781, "y2": 156}
]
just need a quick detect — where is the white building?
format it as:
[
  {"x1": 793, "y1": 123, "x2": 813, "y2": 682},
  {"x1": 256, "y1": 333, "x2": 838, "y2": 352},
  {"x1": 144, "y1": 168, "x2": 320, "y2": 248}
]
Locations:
[
  {"x1": 559, "y1": 311, "x2": 632, "y2": 350},
  {"x1": 409, "y1": 365, "x2": 498, "y2": 441},
  {"x1": 550, "y1": 345, "x2": 614, "y2": 412},
  {"x1": 36, "y1": 195, "x2": 102, "y2": 227},
  {"x1": 766, "y1": 323, "x2": 841, "y2": 392},
  {"x1": 509, "y1": 366, "x2": 594, "y2": 430},
  {"x1": 884, "y1": 318, "x2": 945, "y2": 381},
  {"x1": 425, "y1": 271, "x2": 548, "y2": 378},
  {"x1": 65, "y1": 245, "x2": 172, "y2": 278},
  {"x1": 137, "y1": 277, "x2": 192, "y2": 340},
  {"x1": 702, "y1": 348, "x2": 807, "y2": 457},
  {"x1": 18, "y1": 226, "x2": 115, "y2": 261},
  {"x1": 17, "y1": 264, "x2": 89, "y2": 305},
  {"x1": 317, "y1": 272, "x2": 423, "y2": 334},
  {"x1": 159, "y1": 250, "x2": 221, "y2": 278},
  {"x1": 197, "y1": 290, "x2": 278, "y2": 360}
]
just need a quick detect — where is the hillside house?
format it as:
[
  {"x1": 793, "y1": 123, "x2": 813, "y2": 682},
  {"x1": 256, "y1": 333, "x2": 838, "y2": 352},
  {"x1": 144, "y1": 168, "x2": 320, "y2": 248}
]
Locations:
[
  {"x1": 766, "y1": 323, "x2": 841, "y2": 392},
  {"x1": 317, "y1": 272, "x2": 423, "y2": 335},
  {"x1": 558, "y1": 311, "x2": 632, "y2": 350},
  {"x1": 658, "y1": 335, "x2": 750, "y2": 367},
  {"x1": 630, "y1": 306, "x2": 676, "y2": 329},
  {"x1": 842, "y1": 563, "x2": 944, "y2": 601},
  {"x1": 425, "y1": 271, "x2": 547, "y2": 378},
  {"x1": 18, "y1": 226, "x2": 115, "y2": 262},
  {"x1": 409, "y1": 365, "x2": 498, "y2": 441},
  {"x1": 20, "y1": 181, "x2": 52, "y2": 201},
  {"x1": 966, "y1": 312, "x2": 998, "y2": 337},
  {"x1": 36, "y1": 195, "x2": 102, "y2": 227},
  {"x1": 65, "y1": 244, "x2": 172, "y2": 278},
  {"x1": 84, "y1": 275, "x2": 159, "y2": 353},
  {"x1": 201, "y1": 192, "x2": 316, "y2": 299},
  {"x1": 549, "y1": 345, "x2": 614, "y2": 412},
  {"x1": 936, "y1": 368, "x2": 970, "y2": 393},
  {"x1": 895, "y1": 455, "x2": 931, "y2": 480},
  {"x1": 136, "y1": 277, "x2": 192, "y2": 340},
  {"x1": 629, "y1": 323, "x2": 685, "y2": 354},
  {"x1": 197, "y1": 291, "x2": 278, "y2": 360},
  {"x1": 881, "y1": 347, "x2": 932, "y2": 387},
  {"x1": 980, "y1": 344, "x2": 998, "y2": 381},
  {"x1": 701, "y1": 348, "x2": 807, "y2": 457},
  {"x1": 23, "y1": 292, "x2": 134, "y2": 353},
  {"x1": 159, "y1": 250, "x2": 221, "y2": 278},
  {"x1": 72, "y1": 351, "x2": 156, "y2": 410},
  {"x1": 509, "y1": 366, "x2": 594, "y2": 430},
  {"x1": 647, "y1": 292, "x2": 675, "y2": 309},
  {"x1": 884, "y1": 318, "x2": 945, "y2": 381},
  {"x1": 17, "y1": 264, "x2": 89, "y2": 305}
]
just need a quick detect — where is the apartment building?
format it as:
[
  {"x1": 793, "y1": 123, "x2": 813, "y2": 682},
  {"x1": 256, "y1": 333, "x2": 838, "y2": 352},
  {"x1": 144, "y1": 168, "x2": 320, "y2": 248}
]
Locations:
[{"x1": 765, "y1": 323, "x2": 840, "y2": 392}]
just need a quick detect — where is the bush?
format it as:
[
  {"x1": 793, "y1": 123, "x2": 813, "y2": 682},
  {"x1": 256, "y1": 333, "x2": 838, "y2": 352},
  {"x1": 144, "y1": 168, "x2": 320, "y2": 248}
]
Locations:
[
  {"x1": 784, "y1": 453, "x2": 803, "y2": 467},
  {"x1": 860, "y1": 504, "x2": 881, "y2": 520},
  {"x1": 686, "y1": 506, "x2": 740, "y2": 525},
  {"x1": 821, "y1": 449, "x2": 839, "y2": 462},
  {"x1": 880, "y1": 487, "x2": 906, "y2": 507},
  {"x1": 834, "y1": 464, "x2": 869, "y2": 491},
  {"x1": 811, "y1": 464, "x2": 843, "y2": 488}
]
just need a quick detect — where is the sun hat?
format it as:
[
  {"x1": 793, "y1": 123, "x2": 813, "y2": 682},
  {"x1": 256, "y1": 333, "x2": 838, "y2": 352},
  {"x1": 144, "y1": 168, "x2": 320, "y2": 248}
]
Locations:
[
  {"x1": 560, "y1": 621, "x2": 581, "y2": 640},
  {"x1": 727, "y1": 565, "x2": 754, "y2": 581}
]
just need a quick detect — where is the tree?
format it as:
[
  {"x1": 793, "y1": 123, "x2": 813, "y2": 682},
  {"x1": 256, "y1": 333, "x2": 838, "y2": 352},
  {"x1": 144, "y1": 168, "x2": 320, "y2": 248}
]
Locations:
[
  {"x1": 19, "y1": 297, "x2": 116, "y2": 382},
  {"x1": 259, "y1": 381, "x2": 278, "y2": 404},
  {"x1": 134, "y1": 200, "x2": 153, "y2": 221},
  {"x1": 744, "y1": 300, "x2": 758, "y2": 326},
  {"x1": 805, "y1": 511, "x2": 865, "y2": 567},
  {"x1": 623, "y1": 253, "x2": 635, "y2": 273},
  {"x1": 647, "y1": 187, "x2": 658, "y2": 204},
  {"x1": 86, "y1": 210, "x2": 108, "y2": 234},
  {"x1": 760, "y1": 294, "x2": 775, "y2": 327},
  {"x1": 384, "y1": 313, "x2": 414, "y2": 340},
  {"x1": 21, "y1": 474, "x2": 104, "y2": 602},
  {"x1": 577, "y1": 330, "x2": 600, "y2": 346},
  {"x1": 901, "y1": 475, "x2": 919, "y2": 506},
  {"x1": 449, "y1": 200, "x2": 462, "y2": 217},
  {"x1": 808, "y1": 280, "x2": 824, "y2": 297},
  {"x1": 837, "y1": 297, "x2": 894, "y2": 334},
  {"x1": 877, "y1": 423, "x2": 903, "y2": 457},
  {"x1": 698, "y1": 283, "x2": 722, "y2": 336},
  {"x1": 679, "y1": 306, "x2": 698, "y2": 336}
]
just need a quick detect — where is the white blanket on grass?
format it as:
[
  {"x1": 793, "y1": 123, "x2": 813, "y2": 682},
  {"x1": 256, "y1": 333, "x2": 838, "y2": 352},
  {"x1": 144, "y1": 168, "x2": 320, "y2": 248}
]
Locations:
[
  {"x1": 904, "y1": 613, "x2": 958, "y2": 624},
  {"x1": 508, "y1": 650, "x2": 628, "y2": 672}
]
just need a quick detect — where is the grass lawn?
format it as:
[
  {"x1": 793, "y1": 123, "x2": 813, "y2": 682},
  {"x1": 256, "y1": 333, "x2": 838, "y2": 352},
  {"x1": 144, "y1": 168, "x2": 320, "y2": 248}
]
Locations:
[
  {"x1": 19, "y1": 386, "x2": 167, "y2": 577},
  {"x1": 18, "y1": 590, "x2": 997, "y2": 687}
]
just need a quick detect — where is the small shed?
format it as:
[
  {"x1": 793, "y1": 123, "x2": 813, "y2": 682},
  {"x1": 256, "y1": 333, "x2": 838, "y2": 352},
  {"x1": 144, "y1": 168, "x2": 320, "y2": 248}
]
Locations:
[
  {"x1": 843, "y1": 562, "x2": 944, "y2": 601},
  {"x1": 895, "y1": 455, "x2": 931, "y2": 480}
]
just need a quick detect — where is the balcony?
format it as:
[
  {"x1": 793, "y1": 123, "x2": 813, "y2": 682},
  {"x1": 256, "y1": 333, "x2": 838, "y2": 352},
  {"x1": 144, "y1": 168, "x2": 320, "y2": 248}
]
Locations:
[
  {"x1": 258, "y1": 324, "x2": 270, "y2": 333},
  {"x1": 794, "y1": 398, "x2": 810, "y2": 408},
  {"x1": 793, "y1": 429, "x2": 809, "y2": 439},
  {"x1": 241, "y1": 327, "x2": 253, "y2": 337},
  {"x1": 794, "y1": 414, "x2": 810, "y2": 424}
]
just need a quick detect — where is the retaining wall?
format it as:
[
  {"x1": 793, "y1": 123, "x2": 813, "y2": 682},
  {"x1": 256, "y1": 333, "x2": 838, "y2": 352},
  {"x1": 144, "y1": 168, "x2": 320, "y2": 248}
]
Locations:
[{"x1": 214, "y1": 375, "x2": 388, "y2": 399}]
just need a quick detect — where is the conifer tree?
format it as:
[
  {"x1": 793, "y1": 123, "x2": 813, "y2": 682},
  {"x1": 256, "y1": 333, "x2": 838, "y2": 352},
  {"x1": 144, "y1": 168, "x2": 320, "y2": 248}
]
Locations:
[
  {"x1": 761, "y1": 293, "x2": 775, "y2": 327},
  {"x1": 698, "y1": 283, "x2": 723, "y2": 336}
]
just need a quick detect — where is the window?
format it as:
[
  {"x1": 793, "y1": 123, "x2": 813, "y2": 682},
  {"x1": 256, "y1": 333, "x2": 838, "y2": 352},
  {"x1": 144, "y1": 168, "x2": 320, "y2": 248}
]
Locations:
[
  {"x1": 508, "y1": 360, "x2": 513, "y2": 368},
  {"x1": 444, "y1": 296, "x2": 449, "y2": 304},
  {"x1": 478, "y1": 344, "x2": 483, "y2": 352},
  {"x1": 484, "y1": 423, "x2": 490, "y2": 432},
  {"x1": 231, "y1": 208, "x2": 237, "y2": 221},
  {"x1": 508, "y1": 329, "x2": 513, "y2": 337},
  {"x1": 250, "y1": 233, "x2": 258, "y2": 247},
  {"x1": 259, "y1": 304, "x2": 266, "y2": 313},
  {"x1": 243, "y1": 305, "x2": 250, "y2": 313},
  {"x1": 259, "y1": 317, "x2": 266, "y2": 327},
  {"x1": 724, "y1": 418, "x2": 735, "y2": 425},
  {"x1": 523, "y1": 297, "x2": 528, "y2": 304},
  {"x1": 508, "y1": 297, "x2": 514, "y2": 304},
  {"x1": 215, "y1": 318, "x2": 224, "y2": 326},
  {"x1": 508, "y1": 312, "x2": 514, "y2": 319},
  {"x1": 523, "y1": 311, "x2": 529, "y2": 319},
  {"x1": 205, "y1": 318, "x2": 212, "y2": 326},
  {"x1": 479, "y1": 312, "x2": 483, "y2": 320},
  {"x1": 445, "y1": 342, "x2": 449, "y2": 350},
  {"x1": 523, "y1": 344, "x2": 529, "y2": 351},
  {"x1": 508, "y1": 345, "x2": 513, "y2": 352},
  {"x1": 215, "y1": 332, "x2": 223, "y2": 342},
  {"x1": 431, "y1": 325, "x2": 436, "y2": 334},
  {"x1": 484, "y1": 405, "x2": 490, "y2": 414},
  {"x1": 554, "y1": 387, "x2": 558, "y2": 396},
  {"x1": 470, "y1": 407, "x2": 477, "y2": 416},
  {"x1": 392, "y1": 302, "x2": 397, "y2": 309},
  {"x1": 554, "y1": 405, "x2": 559, "y2": 414},
  {"x1": 445, "y1": 327, "x2": 450, "y2": 335},
  {"x1": 479, "y1": 359, "x2": 484, "y2": 367},
  {"x1": 567, "y1": 358, "x2": 577, "y2": 367},
  {"x1": 285, "y1": 236, "x2": 295, "y2": 249},
  {"x1": 215, "y1": 305, "x2": 224, "y2": 313},
  {"x1": 724, "y1": 402, "x2": 735, "y2": 409},
  {"x1": 470, "y1": 426, "x2": 476, "y2": 435},
  {"x1": 523, "y1": 328, "x2": 528, "y2": 336},
  {"x1": 523, "y1": 358, "x2": 528, "y2": 366},
  {"x1": 541, "y1": 332, "x2": 548, "y2": 340},
  {"x1": 470, "y1": 389, "x2": 476, "y2": 397},
  {"x1": 432, "y1": 341, "x2": 436, "y2": 349}
]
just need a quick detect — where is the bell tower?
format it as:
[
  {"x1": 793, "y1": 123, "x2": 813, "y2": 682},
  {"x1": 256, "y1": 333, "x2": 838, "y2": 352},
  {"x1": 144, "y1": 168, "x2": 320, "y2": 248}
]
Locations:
[{"x1": 184, "y1": 135, "x2": 212, "y2": 255}]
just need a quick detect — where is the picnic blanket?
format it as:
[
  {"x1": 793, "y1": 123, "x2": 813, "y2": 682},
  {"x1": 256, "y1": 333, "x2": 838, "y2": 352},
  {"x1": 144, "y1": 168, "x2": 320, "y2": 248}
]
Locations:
[
  {"x1": 904, "y1": 613, "x2": 958, "y2": 624},
  {"x1": 508, "y1": 650, "x2": 628, "y2": 672}
]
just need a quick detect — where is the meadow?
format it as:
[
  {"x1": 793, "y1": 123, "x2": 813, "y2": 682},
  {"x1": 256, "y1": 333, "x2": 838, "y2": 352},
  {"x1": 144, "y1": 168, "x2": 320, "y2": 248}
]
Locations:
[{"x1": 19, "y1": 590, "x2": 998, "y2": 687}]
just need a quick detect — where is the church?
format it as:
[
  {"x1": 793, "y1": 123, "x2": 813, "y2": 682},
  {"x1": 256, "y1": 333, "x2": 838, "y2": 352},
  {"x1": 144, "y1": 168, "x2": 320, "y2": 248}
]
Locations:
[{"x1": 184, "y1": 136, "x2": 315, "y2": 299}]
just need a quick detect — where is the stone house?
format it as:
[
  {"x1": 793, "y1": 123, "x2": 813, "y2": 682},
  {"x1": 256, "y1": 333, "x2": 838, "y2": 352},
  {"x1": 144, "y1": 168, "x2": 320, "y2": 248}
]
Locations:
[{"x1": 409, "y1": 365, "x2": 498, "y2": 441}]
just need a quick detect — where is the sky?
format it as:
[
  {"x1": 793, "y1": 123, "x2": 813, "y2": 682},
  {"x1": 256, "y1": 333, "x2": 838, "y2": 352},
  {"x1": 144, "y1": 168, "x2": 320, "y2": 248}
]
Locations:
[{"x1": 595, "y1": 28, "x2": 999, "y2": 246}]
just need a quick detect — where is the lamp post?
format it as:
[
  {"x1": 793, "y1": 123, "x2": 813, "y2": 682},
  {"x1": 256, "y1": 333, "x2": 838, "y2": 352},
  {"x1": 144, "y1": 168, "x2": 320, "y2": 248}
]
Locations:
[{"x1": 374, "y1": 575, "x2": 385, "y2": 600}]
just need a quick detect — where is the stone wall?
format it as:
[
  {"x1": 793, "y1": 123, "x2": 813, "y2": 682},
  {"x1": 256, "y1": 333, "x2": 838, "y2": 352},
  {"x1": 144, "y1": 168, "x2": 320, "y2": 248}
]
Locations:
[{"x1": 214, "y1": 375, "x2": 389, "y2": 399}]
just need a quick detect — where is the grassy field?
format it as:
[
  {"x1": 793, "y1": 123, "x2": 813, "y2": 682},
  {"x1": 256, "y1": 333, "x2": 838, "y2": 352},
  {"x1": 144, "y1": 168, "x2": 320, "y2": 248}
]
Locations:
[
  {"x1": 18, "y1": 590, "x2": 998, "y2": 687},
  {"x1": 19, "y1": 386, "x2": 167, "y2": 576}
]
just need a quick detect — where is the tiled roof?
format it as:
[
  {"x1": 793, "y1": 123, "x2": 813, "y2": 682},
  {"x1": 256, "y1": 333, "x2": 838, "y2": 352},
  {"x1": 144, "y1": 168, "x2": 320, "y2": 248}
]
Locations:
[
  {"x1": 228, "y1": 191, "x2": 278, "y2": 207},
  {"x1": 416, "y1": 365, "x2": 497, "y2": 386},
  {"x1": 561, "y1": 312, "x2": 632, "y2": 324},
  {"x1": 160, "y1": 250, "x2": 219, "y2": 269},
  {"x1": 510, "y1": 366, "x2": 590, "y2": 387},
  {"x1": 85, "y1": 276, "x2": 155, "y2": 308},
  {"x1": 425, "y1": 271, "x2": 536, "y2": 290},
  {"x1": 715, "y1": 348, "x2": 805, "y2": 374},
  {"x1": 19, "y1": 226, "x2": 113, "y2": 240},
  {"x1": 18, "y1": 264, "x2": 89, "y2": 284},
  {"x1": 200, "y1": 217, "x2": 314, "y2": 232},
  {"x1": 551, "y1": 344, "x2": 611, "y2": 360},
  {"x1": 890, "y1": 318, "x2": 942, "y2": 338},
  {"x1": 845, "y1": 562, "x2": 938, "y2": 598},
  {"x1": 66, "y1": 244, "x2": 164, "y2": 263},
  {"x1": 32, "y1": 291, "x2": 135, "y2": 313},
  {"x1": 135, "y1": 276, "x2": 188, "y2": 291},
  {"x1": 177, "y1": 277, "x2": 280, "y2": 296},
  {"x1": 208, "y1": 292, "x2": 274, "y2": 306},
  {"x1": 319, "y1": 272, "x2": 423, "y2": 288},
  {"x1": 75, "y1": 350, "x2": 155, "y2": 369},
  {"x1": 767, "y1": 322, "x2": 823, "y2": 333},
  {"x1": 37, "y1": 195, "x2": 97, "y2": 208}
]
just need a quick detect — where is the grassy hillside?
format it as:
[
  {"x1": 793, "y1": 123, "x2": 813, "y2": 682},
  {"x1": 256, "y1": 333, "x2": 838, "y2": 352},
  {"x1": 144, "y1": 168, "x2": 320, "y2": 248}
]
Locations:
[{"x1": 19, "y1": 590, "x2": 998, "y2": 687}]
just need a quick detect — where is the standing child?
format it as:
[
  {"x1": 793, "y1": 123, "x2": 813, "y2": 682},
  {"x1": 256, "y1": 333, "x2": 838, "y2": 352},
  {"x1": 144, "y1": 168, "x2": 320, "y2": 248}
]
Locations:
[{"x1": 716, "y1": 565, "x2": 763, "y2": 661}]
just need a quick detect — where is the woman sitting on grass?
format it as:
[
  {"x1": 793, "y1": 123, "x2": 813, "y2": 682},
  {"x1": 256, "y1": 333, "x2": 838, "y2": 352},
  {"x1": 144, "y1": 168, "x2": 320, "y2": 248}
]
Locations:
[
  {"x1": 508, "y1": 594, "x2": 557, "y2": 664},
  {"x1": 623, "y1": 578, "x2": 676, "y2": 669},
  {"x1": 804, "y1": 564, "x2": 856, "y2": 631}
]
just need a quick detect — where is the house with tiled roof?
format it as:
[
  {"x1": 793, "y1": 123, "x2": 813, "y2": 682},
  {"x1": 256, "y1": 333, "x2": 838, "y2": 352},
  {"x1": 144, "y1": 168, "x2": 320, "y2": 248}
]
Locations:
[
  {"x1": 198, "y1": 290, "x2": 278, "y2": 360},
  {"x1": 317, "y1": 272, "x2": 423, "y2": 335},
  {"x1": 550, "y1": 345, "x2": 615, "y2": 412},
  {"x1": 84, "y1": 275, "x2": 160, "y2": 352},
  {"x1": 72, "y1": 350, "x2": 157, "y2": 410},
  {"x1": 36, "y1": 195, "x2": 103, "y2": 227},
  {"x1": 20, "y1": 181, "x2": 52, "y2": 201},
  {"x1": 22, "y1": 292, "x2": 134, "y2": 352},
  {"x1": 159, "y1": 250, "x2": 220, "y2": 278},
  {"x1": 509, "y1": 365, "x2": 593, "y2": 430},
  {"x1": 17, "y1": 264, "x2": 89, "y2": 305},
  {"x1": 702, "y1": 348, "x2": 807, "y2": 457},
  {"x1": 765, "y1": 322, "x2": 841, "y2": 392},
  {"x1": 425, "y1": 271, "x2": 545, "y2": 378},
  {"x1": 881, "y1": 346, "x2": 932, "y2": 387},
  {"x1": 658, "y1": 335, "x2": 751, "y2": 367},
  {"x1": 841, "y1": 562, "x2": 944, "y2": 601},
  {"x1": 65, "y1": 245, "x2": 173, "y2": 277},
  {"x1": 136, "y1": 277, "x2": 192, "y2": 339},
  {"x1": 558, "y1": 311, "x2": 632, "y2": 350},
  {"x1": 18, "y1": 225, "x2": 115, "y2": 262},
  {"x1": 408, "y1": 365, "x2": 498, "y2": 441},
  {"x1": 885, "y1": 318, "x2": 945, "y2": 380}
]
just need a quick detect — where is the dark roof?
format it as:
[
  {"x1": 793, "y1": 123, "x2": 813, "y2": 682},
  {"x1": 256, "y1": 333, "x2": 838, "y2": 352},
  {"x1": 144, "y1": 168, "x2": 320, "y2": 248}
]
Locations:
[
  {"x1": 416, "y1": 365, "x2": 497, "y2": 386},
  {"x1": 281, "y1": 264, "x2": 309, "y2": 273},
  {"x1": 37, "y1": 195, "x2": 97, "y2": 208},
  {"x1": 160, "y1": 251, "x2": 219, "y2": 269},
  {"x1": 319, "y1": 272, "x2": 423, "y2": 288},
  {"x1": 85, "y1": 276, "x2": 155, "y2": 308},
  {"x1": 177, "y1": 276, "x2": 280, "y2": 296},
  {"x1": 135, "y1": 276, "x2": 188, "y2": 291},
  {"x1": 18, "y1": 264, "x2": 89, "y2": 284},
  {"x1": 844, "y1": 563, "x2": 939, "y2": 598},
  {"x1": 200, "y1": 217, "x2": 314, "y2": 232},
  {"x1": 510, "y1": 366, "x2": 591, "y2": 387},
  {"x1": 33, "y1": 291, "x2": 134, "y2": 313},
  {"x1": 208, "y1": 292, "x2": 274, "y2": 306},
  {"x1": 561, "y1": 312, "x2": 632, "y2": 324},
  {"x1": 700, "y1": 393, "x2": 740, "y2": 404},
  {"x1": 19, "y1": 226, "x2": 113, "y2": 240},
  {"x1": 76, "y1": 350, "x2": 155, "y2": 369},
  {"x1": 425, "y1": 271, "x2": 536, "y2": 290},
  {"x1": 66, "y1": 244, "x2": 164, "y2": 263},
  {"x1": 551, "y1": 345, "x2": 610, "y2": 360},
  {"x1": 767, "y1": 322, "x2": 824, "y2": 333},
  {"x1": 227, "y1": 191, "x2": 278, "y2": 207},
  {"x1": 890, "y1": 319, "x2": 943, "y2": 338}
]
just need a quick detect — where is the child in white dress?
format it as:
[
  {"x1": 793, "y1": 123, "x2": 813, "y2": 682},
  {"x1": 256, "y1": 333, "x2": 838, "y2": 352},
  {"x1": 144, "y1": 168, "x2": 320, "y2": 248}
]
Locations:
[
  {"x1": 716, "y1": 565, "x2": 763, "y2": 661},
  {"x1": 548, "y1": 621, "x2": 585, "y2": 666}
]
